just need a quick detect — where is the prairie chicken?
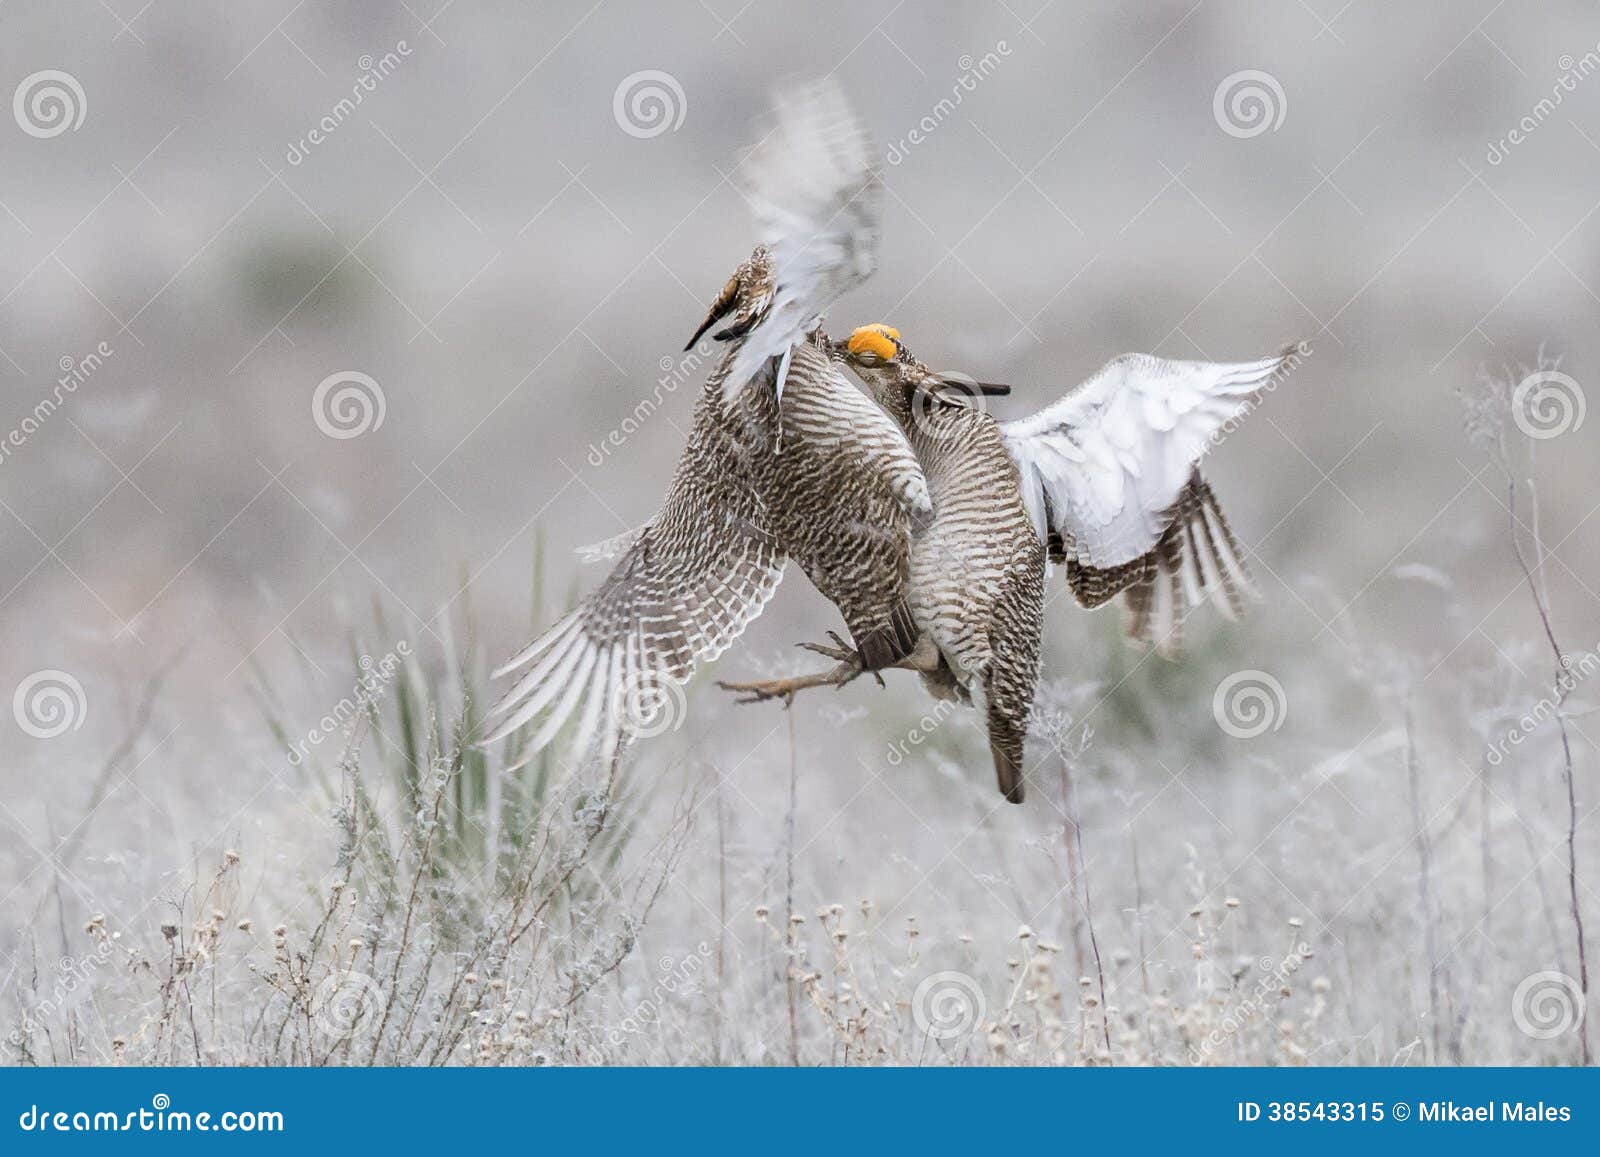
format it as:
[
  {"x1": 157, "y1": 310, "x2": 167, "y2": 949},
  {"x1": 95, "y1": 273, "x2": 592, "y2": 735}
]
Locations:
[
  {"x1": 723, "y1": 324, "x2": 1295, "y2": 803},
  {"x1": 481, "y1": 81, "x2": 928, "y2": 760}
]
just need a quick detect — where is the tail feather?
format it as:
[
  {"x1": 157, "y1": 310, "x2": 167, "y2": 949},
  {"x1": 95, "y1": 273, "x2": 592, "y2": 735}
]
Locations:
[{"x1": 986, "y1": 706, "x2": 1027, "y2": 804}]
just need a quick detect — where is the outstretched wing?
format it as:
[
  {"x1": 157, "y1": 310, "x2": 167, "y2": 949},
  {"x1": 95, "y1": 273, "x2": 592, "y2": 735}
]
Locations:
[
  {"x1": 481, "y1": 452, "x2": 785, "y2": 763},
  {"x1": 723, "y1": 78, "x2": 881, "y2": 399},
  {"x1": 1003, "y1": 347, "x2": 1295, "y2": 652}
]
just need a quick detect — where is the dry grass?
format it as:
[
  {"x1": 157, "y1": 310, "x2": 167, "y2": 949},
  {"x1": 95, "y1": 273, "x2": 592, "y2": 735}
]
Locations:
[{"x1": 3, "y1": 365, "x2": 1594, "y2": 1067}]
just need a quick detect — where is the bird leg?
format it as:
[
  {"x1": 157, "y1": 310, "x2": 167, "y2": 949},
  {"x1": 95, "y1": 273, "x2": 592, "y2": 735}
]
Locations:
[{"x1": 716, "y1": 631, "x2": 885, "y2": 706}]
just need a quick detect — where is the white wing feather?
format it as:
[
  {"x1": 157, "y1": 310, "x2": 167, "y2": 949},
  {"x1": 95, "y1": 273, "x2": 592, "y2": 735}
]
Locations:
[
  {"x1": 722, "y1": 78, "x2": 881, "y2": 399},
  {"x1": 1003, "y1": 349, "x2": 1292, "y2": 566}
]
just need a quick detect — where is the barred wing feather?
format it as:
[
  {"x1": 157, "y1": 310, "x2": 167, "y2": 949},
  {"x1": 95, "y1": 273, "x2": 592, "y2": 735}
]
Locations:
[
  {"x1": 482, "y1": 478, "x2": 785, "y2": 763},
  {"x1": 1003, "y1": 348, "x2": 1293, "y2": 652}
]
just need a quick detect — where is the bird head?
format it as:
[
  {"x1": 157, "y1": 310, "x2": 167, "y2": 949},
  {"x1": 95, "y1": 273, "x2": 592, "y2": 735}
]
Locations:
[
  {"x1": 834, "y1": 323, "x2": 1012, "y2": 405},
  {"x1": 683, "y1": 246, "x2": 775, "y2": 352},
  {"x1": 842, "y1": 322, "x2": 903, "y2": 367}
]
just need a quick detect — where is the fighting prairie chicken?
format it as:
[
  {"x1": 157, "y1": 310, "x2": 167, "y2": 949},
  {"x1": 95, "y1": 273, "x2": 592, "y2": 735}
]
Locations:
[
  {"x1": 723, "y1": 324, "x2": 1296, "y2": 803},
  {"x1": 481, "y1": 81, "x2": 928, "y2": 759}
]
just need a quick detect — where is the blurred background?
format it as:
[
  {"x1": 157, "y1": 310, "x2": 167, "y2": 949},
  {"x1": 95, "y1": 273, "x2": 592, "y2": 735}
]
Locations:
[{"x1": 4, "y1": 0, "x2": 1600, "y2": 1064}]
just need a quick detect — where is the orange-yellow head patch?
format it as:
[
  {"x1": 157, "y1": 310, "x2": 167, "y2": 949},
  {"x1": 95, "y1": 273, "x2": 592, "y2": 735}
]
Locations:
[{"x1": 846, "y1": 323, "x2": 900, "y2": 362}]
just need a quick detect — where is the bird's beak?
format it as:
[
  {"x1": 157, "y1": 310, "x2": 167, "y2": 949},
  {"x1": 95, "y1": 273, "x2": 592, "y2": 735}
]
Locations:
[{"x1": 927, "y1": 376, "x2": 1011, "y2": 399}]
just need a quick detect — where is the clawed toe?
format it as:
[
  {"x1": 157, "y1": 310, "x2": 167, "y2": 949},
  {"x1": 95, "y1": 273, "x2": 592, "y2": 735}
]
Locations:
[
  {"x1": 714, "y1": 678, "x2": 796, "y2": 707},
  {"x1": 714, "y1": 634, "x2": 885, "y2": 706},
  {"x1": 797, "y1": 630, "x2": 860, "y2": 665}
]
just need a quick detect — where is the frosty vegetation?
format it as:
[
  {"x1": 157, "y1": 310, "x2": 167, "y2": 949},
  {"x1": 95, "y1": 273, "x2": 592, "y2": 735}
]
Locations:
[{"x1": 3, "y1": 364, "x2": 1593, "y2": 1067}]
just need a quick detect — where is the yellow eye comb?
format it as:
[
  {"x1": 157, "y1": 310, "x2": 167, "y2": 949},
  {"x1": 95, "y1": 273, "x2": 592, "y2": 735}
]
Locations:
[{"x1": 846, "y1": 323, "x2": 899, "y2": 361}]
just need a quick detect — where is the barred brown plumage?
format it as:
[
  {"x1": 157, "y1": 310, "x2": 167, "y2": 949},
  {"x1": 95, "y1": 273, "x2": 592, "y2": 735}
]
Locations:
[
  {"x1": 482, "y1": 314, "x2": 926, "y2": 762},
  {"x1": 483, "y1": 79, "x2": 926, "y2": 763},
  {"x1": 726, "y1": 325, "x2": 1293, "y2": 804},
  {"x1": 837, "y1": 335, "x2": 1046, "y2": 804}
]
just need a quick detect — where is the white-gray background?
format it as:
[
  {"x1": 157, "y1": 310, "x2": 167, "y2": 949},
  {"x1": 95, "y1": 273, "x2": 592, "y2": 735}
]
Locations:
[{"x1": 3, "y1": 1, "x2": 1599, "y2": 1064}]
